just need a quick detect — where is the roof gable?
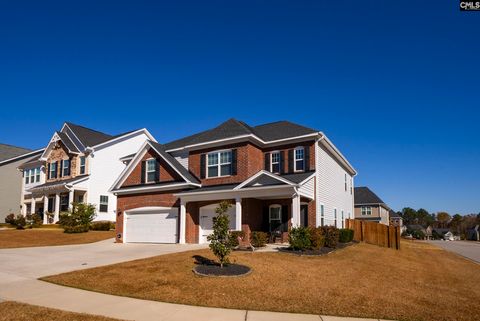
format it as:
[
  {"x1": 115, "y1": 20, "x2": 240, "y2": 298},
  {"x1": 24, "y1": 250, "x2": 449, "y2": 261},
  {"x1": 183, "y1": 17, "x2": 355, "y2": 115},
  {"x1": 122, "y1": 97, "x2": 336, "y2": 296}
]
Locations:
[
  {"x1": 64, "y1": 122, "x2": 114, "y2": 147},
  {"x1": 354, "y1": 187, "x2": 385, "y2": 204},
  {"x1": 0, "y1": 143, "x2": 32, "y2": 162}
]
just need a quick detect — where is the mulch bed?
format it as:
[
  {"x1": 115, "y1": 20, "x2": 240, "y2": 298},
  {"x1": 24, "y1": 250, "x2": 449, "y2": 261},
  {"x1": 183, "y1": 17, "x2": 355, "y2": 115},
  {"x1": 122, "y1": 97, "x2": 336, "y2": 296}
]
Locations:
[
  {"x1": 278, "y1": 241, "x2": 357, "y2": 256},
  {"x1": 192, "y1": 255, "x2": 251, "y2": 277}
]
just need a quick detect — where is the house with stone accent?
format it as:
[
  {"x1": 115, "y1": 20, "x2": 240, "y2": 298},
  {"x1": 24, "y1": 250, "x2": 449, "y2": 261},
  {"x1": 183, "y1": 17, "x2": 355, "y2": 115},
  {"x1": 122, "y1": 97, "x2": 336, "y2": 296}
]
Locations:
[
  {"x1": 111, "y1": 119, "x2": 356, "y2": 244},
  {"x1": 18, "y1": 122, "x2": 155, "y2": 223},
  {"x1": 354, "y1": 186, "x2": 391, "y2": 225}
]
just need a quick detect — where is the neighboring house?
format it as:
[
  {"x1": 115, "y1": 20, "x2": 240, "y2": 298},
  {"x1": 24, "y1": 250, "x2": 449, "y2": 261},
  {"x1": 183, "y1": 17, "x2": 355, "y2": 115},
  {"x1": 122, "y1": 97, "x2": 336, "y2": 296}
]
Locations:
[
  {"x1": 467, "y1": 225, "x2": 479, "y2": 241},
  {"x1": 432, "y1": 228, "x2": 454, "y2": 240},
  {"x1": 354, "y1": 187, "x2": 390, "y2": 225},
  {"x1": 0, "y1": 144, "x2": 43, "y2": 222},
  {"x1": 18, "y1": 122, "x2": 155, "y2": 223},
  {"x1": 406, "y1": 224, "x2": 432, "y2": 239},
  {"x1": 111, "y1": 119, "x2": 357, "y2": 244},
  {"x1": 389, "y1": 210, "x2": 406, "y2": 232}
]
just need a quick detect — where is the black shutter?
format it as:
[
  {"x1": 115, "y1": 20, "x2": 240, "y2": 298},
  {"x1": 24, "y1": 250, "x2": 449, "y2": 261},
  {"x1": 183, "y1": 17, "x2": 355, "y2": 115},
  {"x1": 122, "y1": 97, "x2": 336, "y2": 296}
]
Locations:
[
  {"x1": 68, "y1": 157, "x2": 72, "y2": 176},
  {"x1": 288, "y1": 149, "x2": 294, "y2": 173},
  {"x1": 140, "y1": 161, "x2": 146, "y2": 184},
  {"x1": 55, "y1": 161, "x2": 59, "y2": 178},
  {"x1": 262, "y1": 206, "x2": 270, "y2": 232},
  {"x1": 59, "y1": 160, "x2": 63, "y2": 177},
  {"x1": 264, "y1": 152, "x2": 270, "y2": 171},
  {"x1": 279, "y1": 151, "x2": 285, "y2": 174},
  {"x1": 155, "y1": 159, "x2": 160, "y2": 182},
  {"x1": 200, "y1": 154, "x2": 206, "y2": 179},
  {"x1": 47, "y1": 163, "x2": 51, "y2": 179},
  {"x1": 231, "y1": 149, "x2": 237, "y2": 175},
  {"x1": 304, "y1": 146, "x2": 310, "y2": 171},
  {"x1": 281, "y1": 205, "x2": 289, "y2": 232}
]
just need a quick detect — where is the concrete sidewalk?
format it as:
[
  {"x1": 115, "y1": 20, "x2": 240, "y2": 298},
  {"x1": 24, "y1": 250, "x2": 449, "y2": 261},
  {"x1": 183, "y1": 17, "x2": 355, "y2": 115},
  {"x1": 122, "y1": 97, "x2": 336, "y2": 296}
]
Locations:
[{"x1": 0, "y1": 240, "x2": 389, "y2": 321}]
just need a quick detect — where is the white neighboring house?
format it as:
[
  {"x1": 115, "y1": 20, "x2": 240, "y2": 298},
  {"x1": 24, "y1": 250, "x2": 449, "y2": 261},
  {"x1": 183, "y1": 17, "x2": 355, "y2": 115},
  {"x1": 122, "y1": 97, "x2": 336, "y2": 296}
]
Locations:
[{"x1": 18, "y1": 122, "x2": 155, "y2": 223}]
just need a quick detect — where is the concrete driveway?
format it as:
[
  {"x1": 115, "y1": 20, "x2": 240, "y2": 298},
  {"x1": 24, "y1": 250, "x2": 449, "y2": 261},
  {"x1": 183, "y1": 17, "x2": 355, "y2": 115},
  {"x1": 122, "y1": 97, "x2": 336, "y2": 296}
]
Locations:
[
  {"x1": 428, "y1": 240, "x2": 480, "y2": 263},
  {"x1": 0, "y1": 239, "x2": 384, "y2": 321}
]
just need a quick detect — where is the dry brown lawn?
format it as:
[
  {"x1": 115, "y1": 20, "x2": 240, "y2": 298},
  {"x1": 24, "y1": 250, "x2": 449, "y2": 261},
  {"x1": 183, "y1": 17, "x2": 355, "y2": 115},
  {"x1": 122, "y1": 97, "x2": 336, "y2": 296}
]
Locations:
[
  {"x1": 42, "y1": 241, "x2": 480, "y2": 321},
  {"x1": 0, "y1": 229, "x2": 114, "y2": 249},
  {"x1": 0, "y1": 301, "x2": 123, "y2": 321}
]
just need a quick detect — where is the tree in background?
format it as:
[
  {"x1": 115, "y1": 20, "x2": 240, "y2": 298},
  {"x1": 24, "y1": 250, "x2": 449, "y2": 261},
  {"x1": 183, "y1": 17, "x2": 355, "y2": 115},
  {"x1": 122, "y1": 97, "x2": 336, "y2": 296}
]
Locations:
[
  {"x1": 449, "y1": 214, "x2": 463, "y2": 234},
  {"x1": 437, "y1": 212, "x2": 451, "y2": 228},
  {"x1": 401, "y1": 207, "x2": 418, "y2": 225}
]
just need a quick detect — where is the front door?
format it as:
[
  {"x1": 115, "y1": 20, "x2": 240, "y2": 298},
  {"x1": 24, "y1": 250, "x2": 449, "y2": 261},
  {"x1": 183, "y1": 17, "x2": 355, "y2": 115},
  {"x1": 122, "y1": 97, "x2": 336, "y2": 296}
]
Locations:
[{"x1": 300, "y1": 204, "x2": 308, "y2": 227}]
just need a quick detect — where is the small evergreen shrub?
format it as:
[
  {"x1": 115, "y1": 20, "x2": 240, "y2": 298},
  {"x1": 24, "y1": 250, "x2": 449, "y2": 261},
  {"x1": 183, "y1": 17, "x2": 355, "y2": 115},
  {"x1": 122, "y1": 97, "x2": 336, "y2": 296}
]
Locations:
[
  {"x1": 25, "y1": 213, "x2": 43, "y2": 228},
  {"x1": 59, "y1": 202, "x2": 96, "y2": 234},
  {"x1": 309, "y1": 227, "x2": 325, "y2": 250},
  {"x1": 228, "y1": 230, "x2": 246, "y2": 247},
  {"x1": 207, "y1": 201, "x2": 234, "y2": 267},
  {"x1": 250, "y1": 231, "x2": 268, "y2": 248},
  {"x1": 5, "y1": 213, "x2": 15, "y2": 225},
  {"x1": 338, "y1": 228, "x2": 354, "y2": 243},
  {"x1": 90, "y1": 221, "x2": 112, "y2": 231},
  {"x1": 14, "y1": 215, "x2": 26, "y2": 230},
  {"x1": 288, "y1": 226, "x2": 311, "y2": 250},
  {"x1": 319, "y1": 226, "x2": 340, "y2": 248}
]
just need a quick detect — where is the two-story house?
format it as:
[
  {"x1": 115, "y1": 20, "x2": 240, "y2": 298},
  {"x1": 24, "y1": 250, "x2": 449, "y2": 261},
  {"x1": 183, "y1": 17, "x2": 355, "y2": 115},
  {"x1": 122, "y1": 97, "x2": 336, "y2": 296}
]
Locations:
[
  {"x1": 354, "y1": 186, "x2": 390, "y2": 225},
  {"x1": 111, "y1": 119, "x2": 356, "y2": 244},
  {"x1": 18, "y1": 122, "x2": 155, "y2": 223}
]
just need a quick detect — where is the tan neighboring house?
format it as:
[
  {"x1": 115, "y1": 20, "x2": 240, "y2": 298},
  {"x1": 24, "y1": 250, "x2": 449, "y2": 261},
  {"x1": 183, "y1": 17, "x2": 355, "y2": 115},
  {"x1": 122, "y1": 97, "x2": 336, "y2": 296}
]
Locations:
[
  {"x1": 0, "y1": 144, "x2": 44, "y2": 222},
  {"x1": 354, "y1": 186, "x2": 390, "y2": 225}
]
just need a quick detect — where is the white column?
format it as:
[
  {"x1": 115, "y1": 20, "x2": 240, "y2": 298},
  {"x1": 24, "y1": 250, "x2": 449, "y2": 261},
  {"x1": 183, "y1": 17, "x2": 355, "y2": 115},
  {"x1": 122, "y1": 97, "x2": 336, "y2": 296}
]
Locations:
[
  {"x1": 235, "y1": 197, "x2": 242, "y2": 231},
  {"x1": 68, "y1": 189, "x2": 74, "y2": 210},
  {"x1": 31, "y1": 197, "x2": 36, "y2": 215},
  {"x1": 43, "y1": 196, "x2": 49, "y2": 224},
  {"x1": 179, "y1": 199, "x2": 186, "y2": 244},
  {"x1": 54, "y1": 193, "x2": 60, "y2": 223},
  {"x1": 291, "y1": 193, "x2": 301, "y2": 227}
]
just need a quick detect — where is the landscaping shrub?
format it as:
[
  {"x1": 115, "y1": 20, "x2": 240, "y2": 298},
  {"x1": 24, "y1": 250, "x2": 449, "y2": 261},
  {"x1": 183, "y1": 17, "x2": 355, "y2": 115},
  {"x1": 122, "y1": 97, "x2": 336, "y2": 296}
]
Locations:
[
  {"x1": 228, "y1": 230, "x2": 246, "y2": 247},
  {"x1": 13, "y1": 215, "x2": 26, "y2": 230},
  {"x1": 250, "y1": 231, "x2": 268, "y2": 248},
  {"x1": 207, "y1": 201, "x2": 234, "y2": 267},
  {"x1": 59, "y1": 202, "x2": 96, "y2": 233},
  {"x1": 339, "y1": 228, "x2": 354, "y2": 243},
  {"x1": 319, "y1": 226, "x2": 340, "y2": 248},
  {"x1": 25, "y1": 213, "x2": 43, "y2": 228},
  {"x1": 90, "y1": 221, "x2": 112, "y2": 231},
  {"x1": 288, "y1": 226, "x2": 311, "y2": 250},
  {"x1": 5, "y1": 213, "x2": 15, "y2": 225},
  {"x1": 309, "y1": 227, "x2": 325, "y2": 250}
]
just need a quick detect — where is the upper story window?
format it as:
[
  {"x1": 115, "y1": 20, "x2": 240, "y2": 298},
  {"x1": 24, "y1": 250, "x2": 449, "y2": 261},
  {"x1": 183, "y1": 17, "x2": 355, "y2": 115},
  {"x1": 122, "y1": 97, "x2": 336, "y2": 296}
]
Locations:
[
  {"x1": 334, "y1": 208, "x2": 337, "y2": 227},
  {"x1": 79, "y1": 156, "x2": 86, "y2": 175},
  {"x1": 99, "y1": 195, "x2": 108, "y2": 212},
  {"x1": 271, "y1": 151, "x2": 280, "y2": 174},
  {"x1": 207, "y1": 150, "x2": 232, "y2": 178},
  {"x1": 320, "y1": 204, "x2": 325, "y2": 226},
  {"x1": 35, "y1": 168, "x2": 40, "y2": 182},
  {"x1": 146, "y1": 159, "x2": 157, "y2": 183},
  {"x1": 361, "y1": 206, "x2": 372, "y2": 216},
  {"x1": 344, "y1": 174, "x2": 347, "y2": 192},
  {"x1": 49, "y1": 162, "x2": 57, "y2": 179},
  {"x1": 294, "y1": 147, "x2": 304, "y2": 172},
  {"x1": 62, "y1": 159, "x2": 70, "y2": 177},
  {"x1": 350, "y1": 178, "x2": 353, "y2": 195},
  {"x1": 24, "y1": 169, "x2": 30, "y2": 184}
]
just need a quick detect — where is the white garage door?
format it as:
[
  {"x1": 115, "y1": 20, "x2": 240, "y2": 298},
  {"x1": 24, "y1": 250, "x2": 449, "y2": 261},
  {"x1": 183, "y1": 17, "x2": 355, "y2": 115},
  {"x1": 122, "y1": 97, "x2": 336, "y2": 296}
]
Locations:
[
  {"x1": 125, "y1": 207, "x2": 178, "y2": 243},
  {"x1": 199, "y1": 204, "x2": 236, "y2": 244}
]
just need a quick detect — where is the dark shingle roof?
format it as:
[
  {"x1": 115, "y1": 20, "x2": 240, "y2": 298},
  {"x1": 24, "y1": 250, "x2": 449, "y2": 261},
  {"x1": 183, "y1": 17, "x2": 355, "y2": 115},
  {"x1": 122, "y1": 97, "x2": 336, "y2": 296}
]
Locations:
[
  {"x1": 65, "y1": 122, "x2": 114, "y2": 147},
  {"x1": 281, "y1": 171, "x2": 315, "y2": 184},
  {"x1": 176, "y1": 184, "x2": 238, "y2": 194},
  {"x1": 29, "y1": 175, "x2": 89, "y2": 190},
  {"x1": 354, "y1": 187, "x2": 385, "y2": 205},
  {"x1": 389, "y1": 210, "x2": 401, "y2": 218},
  {"x1": 56, "y1": 132, "x2": 80, "y2": 153},
  {"x1": 164, "y1": 119, "x2": 319, "y2": 150},
  {"x1": 149, "y1": 141, "x2": 200, "y2": 184},
  {"x1": 0, "y1": 143, "x2": 32, "y2": 162}
]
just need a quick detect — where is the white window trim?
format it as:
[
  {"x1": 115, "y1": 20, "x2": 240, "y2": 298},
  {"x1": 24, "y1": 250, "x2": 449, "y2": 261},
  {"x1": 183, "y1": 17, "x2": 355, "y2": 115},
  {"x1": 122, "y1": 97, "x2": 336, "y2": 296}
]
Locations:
[
  {"x1": 49, "y1": 162, "x2": 57, "y2": 179},
  {"x1": 79, "y1": 156, "x2": 86, "y2": 175},
  {"x1": 270, "y1": 151, "x2": 280, "y2": 174},
  {"x1": 35, "y1": 167, "x2": 40, "y2": 183},
  {"x1": 294, "y1": 146, "x2": 305, "y2": 172},
  {"x1": 269, "y1": 204, "x2": 282, "y2": 223},
  {"x1": 206, "y1": 149, "x2": 232, "y2": 178},
  {"x1": 62, "y1": 159, "x2": 70, "y2": 177},
  {"x1": 99, "y1": 195, "x2": 108, "y2": 213},
  {"x1": 145, "y1": 158, "x2": 157, "y2": 184},
  {"x1": 361, "y1": 206, "x2": 372, "y2": 216},
  {"x1": 318, "y1": 203, "x2": 325, "y2": 227}
]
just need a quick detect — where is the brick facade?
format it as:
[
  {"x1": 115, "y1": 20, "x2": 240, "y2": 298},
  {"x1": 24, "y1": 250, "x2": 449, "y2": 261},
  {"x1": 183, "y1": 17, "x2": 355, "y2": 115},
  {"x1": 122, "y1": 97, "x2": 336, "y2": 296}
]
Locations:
[{"x1": 45, "y1": 141, "x2": 82, "y2": 182}]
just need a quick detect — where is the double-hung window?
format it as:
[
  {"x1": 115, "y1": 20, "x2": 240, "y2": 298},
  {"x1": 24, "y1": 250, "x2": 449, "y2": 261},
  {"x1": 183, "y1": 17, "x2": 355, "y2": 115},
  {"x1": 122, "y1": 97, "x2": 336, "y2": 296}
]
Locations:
[
  {"x1": 207, "y1": 150, "x2": 232, "y2": 178},
  {"x1": 294, "y1": 147, "x2": 304, "y2": 172},
  {"x1": 99, "y1": 195, "x2": 108, "y2": 212},
  {"x1": 344, "y1": 174, "x2": 347, "y2": 191},
  {"x1": 270, "y1": 151, "x2": 280, "y2": 173},
  {"x1": 25, "y1": 170, "x2": 30, "y2": 184},
  {"x1": 269, "y1": 205, "x2": 282, "y2": 224},
  {"x1": 341, "y1": 210, "x2": 344, "y2": 228},
  {"x1": 62, "y1": 159, "x2": 70, "y2": 177},
  {"x1": 361, "y1": 206, "x2": 372, "y2": 216},
  {"x1": 320, "y1": 204, "x2": 325, "y2": 226},
  {"x1": 49, "y1": 162, "x2": 57, "y2": 179},
  {"x1": 146, "y1": 159, "x2": 156, "y2": 183},
  {"x1": 79, "y1": 156, "x2": 86, "y2": 175},
  {"x1": 334, "y1": 208, "x2": 337, "y2": 227},
  {"x1": 35, "y1": 167, "x2": 40, "y2": 182}
]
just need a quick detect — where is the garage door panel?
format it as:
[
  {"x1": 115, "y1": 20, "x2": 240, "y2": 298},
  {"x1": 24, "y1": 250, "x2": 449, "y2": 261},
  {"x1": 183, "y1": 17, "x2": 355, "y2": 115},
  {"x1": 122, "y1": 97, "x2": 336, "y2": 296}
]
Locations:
[{"x1": 125, "y1": 209, "x2": 178, "y2": 243}]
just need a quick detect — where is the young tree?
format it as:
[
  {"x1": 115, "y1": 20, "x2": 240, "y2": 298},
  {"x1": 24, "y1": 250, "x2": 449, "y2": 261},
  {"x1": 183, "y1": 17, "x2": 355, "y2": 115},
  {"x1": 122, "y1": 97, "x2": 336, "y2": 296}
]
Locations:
[
  {"x1": 207, "y1": 201, "x2": 233, "y2": 268},
  {"x1": 59, "y1": 202, "x2": 96, "y2": 233}
]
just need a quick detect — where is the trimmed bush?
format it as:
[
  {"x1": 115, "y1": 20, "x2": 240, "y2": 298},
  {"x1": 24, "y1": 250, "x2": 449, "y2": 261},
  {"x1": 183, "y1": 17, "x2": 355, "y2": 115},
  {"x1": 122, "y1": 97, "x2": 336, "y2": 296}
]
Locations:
[
  {"x1": 5, "y1": 213, "x2": 15, "y2": 225},
  {"x1": 90, "y1": 221, "x2": 113, "y2": 231},
  {"x1": 59, "y1": 202, "x2": 96, "y2": 234},
  {"x1": 319, "y1": 226, "x2": 340, "y2": 248},
  {"x1": 14, "y1": 215, "x2": 26, "y2": 230},
  {"x1": 339, "y1": 228, "x2": 354, "y2": 243},
  {"x1": 309, "y1": 227, "x2": 325, "y2": 250},
  {"x1": 250, "y1": 231, "x2": 268, "y2": 248},
  {"x1": 25, "y1": 213, "x2": 43, "y2": 228},
  {"x1": 288, "y1": 226, "x2": 311, "y2": 250},
  {"x1": 229, "y1": 230, "x2": 246, "y2": 247}
]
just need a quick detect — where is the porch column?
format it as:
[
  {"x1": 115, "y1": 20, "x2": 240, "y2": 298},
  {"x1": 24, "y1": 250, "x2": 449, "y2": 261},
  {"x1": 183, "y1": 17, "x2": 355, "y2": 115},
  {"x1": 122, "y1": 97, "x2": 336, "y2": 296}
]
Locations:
[
  {"x1": 291, "y1": 193, "x2": 301, "y2": 227},
  {"x1": 43, "y1": 196, "x2": 49, "y2": 224},
  {"x1": 68, "y1": 189, "x2": 74, "y2": 210},
  {"x1": 54, "y1": 193, "x2": 60, "y2": 223},
  {"x1": 31, "y1": 197, "x2": 36, "y2": 215},
  {"x1": 235, "y1": 197, "x2": 242, "y2": 231},
  {"x1": 179, "y1": 199, "x2": 186, "y2": 244}
]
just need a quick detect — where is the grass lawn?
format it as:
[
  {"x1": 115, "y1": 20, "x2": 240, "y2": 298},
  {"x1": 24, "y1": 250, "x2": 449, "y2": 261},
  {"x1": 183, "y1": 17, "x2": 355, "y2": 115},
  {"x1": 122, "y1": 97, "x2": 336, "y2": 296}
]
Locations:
[
  {"x1": 42, "y1": 241, "x2": 480, "y2": 321},
  {"x1": 0, "y1": 301, "x2": 123, "y2": 321},
  {"x1": 0, "y1": 229, "x2": 114, "y2": 249}
]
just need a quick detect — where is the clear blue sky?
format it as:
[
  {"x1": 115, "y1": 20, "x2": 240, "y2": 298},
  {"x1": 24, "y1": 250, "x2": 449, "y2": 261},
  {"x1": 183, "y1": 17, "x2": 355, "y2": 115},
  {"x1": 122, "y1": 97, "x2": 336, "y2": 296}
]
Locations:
[{"x1": 0, "y1": 1, "x2": 478, "y2": 215}]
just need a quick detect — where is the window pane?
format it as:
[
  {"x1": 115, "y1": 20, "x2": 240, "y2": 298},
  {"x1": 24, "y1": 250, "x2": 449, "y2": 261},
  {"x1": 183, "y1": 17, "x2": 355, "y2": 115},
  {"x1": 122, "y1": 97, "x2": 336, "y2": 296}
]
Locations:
[
  {"x1": 220, "y1": 151, "x2": 231, "y2": 164},
  {"x1": 80, "y1": 156, "x2": 85, "y2": 165},
  {"x1": 270, "y1": 207, "x2": 281, "y2": 220},
  {"x1": 295, "y1": 148, "x2": 304, "y2": 160},
  {"x1": 272, "y1": 163, "x2": 280, "y2": 173},
  {"x1": 207, "y1": 153, "x2": 218, "y2": 166},
  {"x1": 147, "y1": 171, "x2": 156, "y2": 182},
  {"x1": 296, "y1": 160, "x2": 304, "y2": 171},
  {"x1": 220, "y1": 164, "x2": 231, "y2": 176},
  {"x1": 207, "y1": 166, "x2": 218, "y2": 177},
  {"x1": 271, "y1": 152, "x2": 280, "y2": 163},
  {"x1": 147, "y1": 159, "x2": 156, "y2": 171}
]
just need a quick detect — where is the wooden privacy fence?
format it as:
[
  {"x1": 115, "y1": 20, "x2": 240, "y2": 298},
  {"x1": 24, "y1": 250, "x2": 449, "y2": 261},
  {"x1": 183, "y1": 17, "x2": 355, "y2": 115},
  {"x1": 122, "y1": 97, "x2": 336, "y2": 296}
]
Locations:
[{"x1": 345, "y1": 219, "x2": 400, "y2": 250}]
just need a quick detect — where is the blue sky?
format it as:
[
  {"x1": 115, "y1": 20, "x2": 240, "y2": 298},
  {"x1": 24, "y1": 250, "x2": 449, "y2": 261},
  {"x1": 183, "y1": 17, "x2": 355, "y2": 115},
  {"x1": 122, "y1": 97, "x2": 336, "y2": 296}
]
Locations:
[{"x1": 0, "y1": 1, "x2": 478, "y2": 214}]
